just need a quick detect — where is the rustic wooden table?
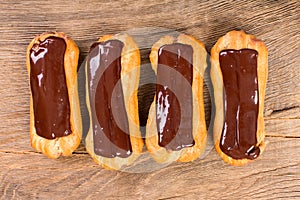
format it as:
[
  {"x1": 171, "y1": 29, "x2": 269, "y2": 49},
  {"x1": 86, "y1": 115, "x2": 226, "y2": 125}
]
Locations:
[{"x1": 0, "y1": 0, "x2": 299, "y2": 199}]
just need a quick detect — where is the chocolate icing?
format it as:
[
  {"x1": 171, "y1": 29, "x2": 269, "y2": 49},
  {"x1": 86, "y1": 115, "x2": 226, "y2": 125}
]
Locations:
[
  {"x1": 219, "y1": 49, "x2": 260, "y2": 160},
  {"x1": 156, "y1": 43, "x2": 195, "y2": 151},
  {"x1": 87, "y1": 40, "x2": 132, "y2": 158},
  {"x1": 30, "y1": 36, "x2": 71, "y2": 140},
  {"x1": 30, "y1": 36, "x2": 72, "y2": 139}
]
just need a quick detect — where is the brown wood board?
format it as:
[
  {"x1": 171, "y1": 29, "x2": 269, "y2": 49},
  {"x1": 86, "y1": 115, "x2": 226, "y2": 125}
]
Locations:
[{"x1": 0, "y1": 0, "x2": 299, "y2": 199}]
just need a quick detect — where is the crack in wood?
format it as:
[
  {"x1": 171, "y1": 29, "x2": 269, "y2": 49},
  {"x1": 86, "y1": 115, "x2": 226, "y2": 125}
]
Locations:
[
  {"x1": 73, "y1": 151, "x2": 89, "y2": 155},
  {"x1": 266, "y1": 135, "x2": 300, "y2": 138},
  {"x1": 265, "y1": 117, "x2": 300, "y2": 120},
  {"x1": 271, "y1": 106, "x2": 300, "y2": 114},
  {"x1": 158, "y1": 194, "x2": 186, "y2": 200},
  {"x1": 0, "y1": 150, "x2": 38, "y2": 155},
  {"x1": 242, "y1": 163, "x2": 300, "y2": 179},
  {"x1": 266, "y1": 106, "x2": 300, "y2": 118},
  {"x1": 0, "y1": 150, "x2": 88, "y2": 156}
]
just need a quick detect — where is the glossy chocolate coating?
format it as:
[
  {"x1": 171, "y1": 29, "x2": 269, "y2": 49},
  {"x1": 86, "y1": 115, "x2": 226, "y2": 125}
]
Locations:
[
  {"x1": 156, "y1": 43, "x2": 195, "y2": 151},
  {"x1": 30, "y1": 36, "x2": 71, "y2": 140},
  {"x1": 87, "y1": 40, "x2": 132, "y2": 158},
  {"x1": 219, "y1": 49, "x2": 260, "y2": 160}
]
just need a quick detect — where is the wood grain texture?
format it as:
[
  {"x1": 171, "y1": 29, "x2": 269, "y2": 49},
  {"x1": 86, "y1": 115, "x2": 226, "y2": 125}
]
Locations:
[
  {"x1": 0, "y1": 137, "x2": 299, "y2": 199},
  {"x1": 0, "y1": 0, "x2": 299, "y2": 199}
]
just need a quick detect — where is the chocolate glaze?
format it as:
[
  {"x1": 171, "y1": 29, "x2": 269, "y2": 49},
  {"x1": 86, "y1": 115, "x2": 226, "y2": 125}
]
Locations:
[
  {"x1": 156, "y1": 43, "x2": 195, "y2": 151},
  {"x1": 87, "y1": 40, "x2": 132, "y2": 158},
  {"x1": 30, "y1": 36, "x2": 71, "y2": 140},
  {"x1": 219, "y1": 49, "x2": 260, "y2": 160}
]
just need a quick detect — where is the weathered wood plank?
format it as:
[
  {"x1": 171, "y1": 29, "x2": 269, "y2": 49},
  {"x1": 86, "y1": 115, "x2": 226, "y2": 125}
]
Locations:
[
  {"x1": 265, "y1": 119, "x2": 300, "y2": 138},
  {"x1": 0, "y1": 1, "x2": 299, "y2": 120},
  {"x1": 0, "y1": 0, "x2": 299, "y2": 199},
  {"x1": 0, "y1": 137, "x2": 299, "y2": 199}
]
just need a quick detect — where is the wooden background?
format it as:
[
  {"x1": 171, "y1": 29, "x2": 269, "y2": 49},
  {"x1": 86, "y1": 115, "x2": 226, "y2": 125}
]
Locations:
[{"x1": 0, "y1": 0, "x2": 299, "y2": 199}]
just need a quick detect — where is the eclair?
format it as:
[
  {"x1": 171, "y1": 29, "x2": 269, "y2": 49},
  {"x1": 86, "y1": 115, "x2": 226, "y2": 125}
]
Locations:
[
  {"x1": 210, "y1": 30, "x2": 268, "y2": 165},
  {"x1": 26, "y1": 32, "x2": 82, "y2": 158},
  {"x1": 85, "y1": 33, "x2": 143, "y2": 170},
  {"x1": 146, "y1": 34, "x2": 207, "y2": 163}
]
